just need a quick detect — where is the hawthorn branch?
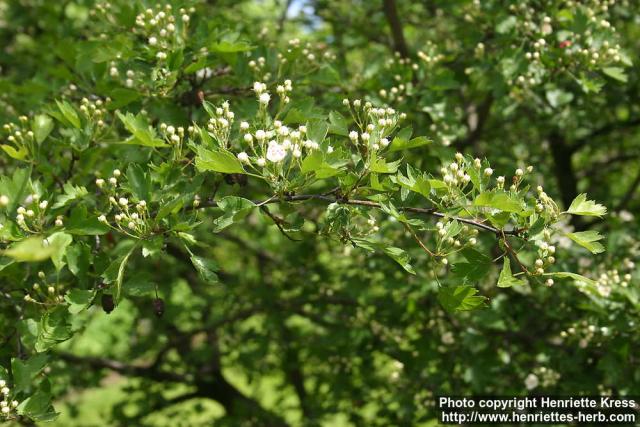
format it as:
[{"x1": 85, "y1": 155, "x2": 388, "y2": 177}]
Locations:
[{"x1": 196, "y1": 193, "x2": 522, "y2": 236}]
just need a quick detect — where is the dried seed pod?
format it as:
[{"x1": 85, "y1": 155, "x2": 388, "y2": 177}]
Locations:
[
  {"x1": 101, "y1": 294, "x2": 114, "y2": 314},
  {"x1": 153, "y1": 298, "x2": 165, "y2": 317}
]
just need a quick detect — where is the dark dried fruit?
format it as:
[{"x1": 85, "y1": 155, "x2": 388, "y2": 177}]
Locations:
[
  {"x1": 101, "y1": 294, "x2": 115, "y2": 314},
  {"x1": 224, "y1": 173, "x2": 248, "y2": 186},
  {"x1": 153, "y1": 298, "x2": 165, "y2": 317}
]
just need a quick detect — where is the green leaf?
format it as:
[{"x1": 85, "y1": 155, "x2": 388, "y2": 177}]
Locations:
[
  {"x1": 126, "y1": 163, "x2": 151, "y2": 202},
  {"x1": 1, "y1": 144, "x2": 29, "y2": 160},
  {"x1": 190, "y1": 255, "x2": 219, "y2": 283},
  {"x1": 543, "y1": 272, "x2": 596, "y2": 286},
  {"x1": 388, "y1": 136, "x2": 431, "y2": 153},
  {"x1": 32, "y1": 114, "x2": 54, "y2": 143},
  {"x1": 16, "y1": 390, "x2": 57, "y2": 421},
  {"x1": 12, "y1": 354, "x2": 48, "y2": 393},
  {"x1": 602, "y1": 66, "x2": 628, "y2": 83},
  {"x1": 352, "y1": 238, "x2": 416, "y2": 274},
  {"x1": 3, "y1": 237, "x2": 55, "y2": 261},
  {"x1": 438, "y1": 285, "x2": 487, "y2": 313},
  {"x1": 474, "y1": 191, "x2": 523, "y2": 213},
  {"x1": 141, "y1": 236, "x2": 163, "y2": 258},
  {"x1": 497, "y1": 258, "x2": 525, "y2": 287},
  {"x1": 55, "y1": 100, "x2": 81, "y2": 128},
  {"x1": 566, "y1": 230, "x2": 605, "y2": 254},
  {"x1": 212, "y1": 196, "x2": 255, "y2": 232},
  {"x1": 35, "y1": 306, "x2": 72, "y2": 351},
  {"x1": 452, "y1": 249, "x2": 492, "y2": 283},
  {"x1": 102, "y1": 243, "x2": 138, "y2": 302},
  {"x1": 370, "y1": 157, "x2": 402, "y2": 174},
  {"x1": 195, "y1": 146, "x2": 245, "y2": 174},
  {"x1": 565, "y1": 193, "x2": 607, "y2": 217},
  {"x1": 0, "y1": 167, "x2": 31, "y2": 213},
  {"x1": 116, "y1": 111, "x2": 167, "y2": 147},
  {"x1": 47, "y1": 232, "x2": 73, "y2": 272},
  {"x1": 64, "y1": 289, "x2": 95, "y2": 314},
  {"x1": 64, "y1": 206, "x2": 110, "y2": 235},
  {"x1": 52, "y1": 182, "x2": 88, "y2": 209},
  {"x1": 328, "y1": 111, "x2": 349, "y2": 136}
]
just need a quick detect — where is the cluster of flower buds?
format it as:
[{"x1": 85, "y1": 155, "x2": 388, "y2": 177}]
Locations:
[
  {"x1": 13, "y1": 193, "x2": 49, "y2": 233},
  {"x1": 2, "y1": 116, "x2": 38, "y2": 158},
  {"x1": 534, "y1": 184, "x2": 560, "y2": 218},
  {"x1": 0, "y1": 380, "x2": 18, "y2": 419},
  {"x1": 560, "y1": 319, "x2": 611, "y2": 348},
  {"x1": 205, "y1": 101, "x2": 234, "y2": 147},
  {"x1": 96, "y1": 169, "x2": 149, "y2": 237},
  {"x1": 79, "y1": 97, "x2": 108, "y2": 128},
  {"x1": 532, "y1": 228, "x2": 557, "y2": 284},
  {"x1": 24, "y1": 271, "x2": 64, "y2": 305},
  {"x1": 343, "y1": 98, "x2": 405, "y2": 153},
  {"x1": 435, "y1": 220, "x2": 480, "y2": 265},
  {"x1": 133, "y1": 5, "x2": 193, "y2": 61}
]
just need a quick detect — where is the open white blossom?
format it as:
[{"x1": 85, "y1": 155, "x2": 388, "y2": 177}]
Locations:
[{"x1": 266, "y1": 142, "x2": 286, "y2": 162}]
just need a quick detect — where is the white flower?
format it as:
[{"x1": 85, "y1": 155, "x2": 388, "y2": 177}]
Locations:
[
  {"x1": 109, "y1": 177, "x2": 118, "y2": 185},
  {"x1": 0, "y1": 195, "x2": 9, "y2": 206},
  {"x1": 138, "y1": 200, "x2": 147, "y2": 208},
  {"x1": 55, "y1": 218, "x2": 63, "y2": 227},
  {"x1": 243, "y1": 133, "x2": 253, "y2": 143},
  {"x1": 524, "y1": 373, "x2": 539, "y2": 390},
  {"x1": 156, "y1": 51, "x2": 167, "y2": 60},
  {"x1": 240, "y1": 121, "x2": 249, "y2": 130},
  {"x1": 515, "y1": 168, "x2": 524, "y2": 176},
  {"x1": 441, "y1": 332, "x2": 455, "y2": 345},
  {"x1": 380, "y1": 138, "x2": 390, "y2": 147},
  {"x1": 292, "y1": 148, "x2": 302, "y2": 158},
  {"x1": 266, "y1": 142, "x2": 286, "y2": 162},
  {"x1": 259, "y1": 93, "x2": 271, "y2": 105},
  {"x1": 118, "y1": 198, "x2": 128, "y2": 206},
  {"x1": 327, "y1": 146, "x2": 334, "y2": 154},
  {"x1": 255, "y1": 129, "x2": 266, "y2": 140},
  {"x1": 497, "y1": 176, "x2": 505, "y2": 184},
  {"x1": 361, "y1": 132, "x2": 370, "y2": 142},
  {"x1": 113, "y1": 169, "x2": 121, "y2": 177},
  {"x1": 256, "y1": 157, "x2": 266, "y2": 167},
  {"x1": 237, "y1": 152, "x2": 249, "y2": 163},
  {"x1": 349, "y1": 131, "x2": 358, "y2": 141},
  {"x1": 39, "y1": 200, "x2": 48, "y2": 209},
  {"x1": 182, "y1": 14, "x2": 189, "y2": 22},
  {"x1": 98, "y1": 215, "x2": 107, "y2": 223},
  {"x1": 484, "y1": 167, "x2": 493, "y2": 176},
  {"x1": 253, "y1": 81, "x2": 266, "y2": 94},
  {"x1": 128, "y1": 221, "x2": 136, "y2": 229},
  {"x1": 17, "y1": 207, "x2": 26, "y2": 214}
]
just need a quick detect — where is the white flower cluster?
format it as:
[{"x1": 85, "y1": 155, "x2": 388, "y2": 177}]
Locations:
[
  {"x1": 133, "y1": 5, "x2": 193, "y2": 61},
  {"x1": 0, "y1": 380, "x2": 18, "y2": 419},
  {"x1": 237, "y1": 118, "x2": 316, "y2": 167},
  {"x1": 524, "y1": 366, "x2": 560, "y2": 390}
]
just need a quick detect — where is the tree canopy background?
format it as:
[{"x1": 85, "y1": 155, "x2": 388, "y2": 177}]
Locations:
[{"x1": 0, "y1": 0, "x2": 638, "y2": 425}]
